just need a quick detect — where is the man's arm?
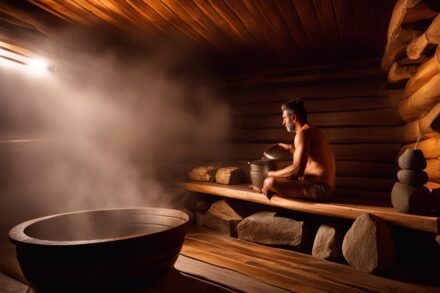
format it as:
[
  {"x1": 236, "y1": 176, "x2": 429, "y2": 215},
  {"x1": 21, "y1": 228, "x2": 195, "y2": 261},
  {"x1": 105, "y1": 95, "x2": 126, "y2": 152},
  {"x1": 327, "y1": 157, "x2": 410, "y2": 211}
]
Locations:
[
  {"x1": 278, "y1": 143, "x2": 295, "y2": 155},
  {"x1": 268, "y1": 131, "x2": 310, "y2": 178}
]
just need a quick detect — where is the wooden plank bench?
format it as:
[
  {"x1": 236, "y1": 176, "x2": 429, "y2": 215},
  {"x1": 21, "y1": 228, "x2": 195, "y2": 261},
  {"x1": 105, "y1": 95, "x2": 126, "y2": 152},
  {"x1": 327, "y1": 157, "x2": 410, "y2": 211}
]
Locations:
[{"x1": 178, "y1": 181, "x2": 440, "y2": 234}]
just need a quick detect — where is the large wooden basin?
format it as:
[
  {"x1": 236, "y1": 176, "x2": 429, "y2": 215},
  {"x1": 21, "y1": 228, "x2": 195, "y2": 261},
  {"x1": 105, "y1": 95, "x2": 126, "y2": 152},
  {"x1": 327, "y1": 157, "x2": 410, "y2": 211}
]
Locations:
[{"x1": 9, "y1": 207, "x2": 189, "y2": 290}]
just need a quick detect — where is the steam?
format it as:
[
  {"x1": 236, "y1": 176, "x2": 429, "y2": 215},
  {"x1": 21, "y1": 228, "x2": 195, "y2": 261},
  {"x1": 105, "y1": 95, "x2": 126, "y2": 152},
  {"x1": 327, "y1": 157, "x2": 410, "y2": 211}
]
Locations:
[{"x1": 0, "y1": 34, "x2": 230, "y2": 243}]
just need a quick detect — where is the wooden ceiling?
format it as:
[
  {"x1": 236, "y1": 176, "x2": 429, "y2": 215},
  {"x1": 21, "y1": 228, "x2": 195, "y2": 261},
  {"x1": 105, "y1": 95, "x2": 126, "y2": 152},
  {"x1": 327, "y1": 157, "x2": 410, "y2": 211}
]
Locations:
[{"x1": 0, "y1": 0, "x2": 399, "y2": 71}]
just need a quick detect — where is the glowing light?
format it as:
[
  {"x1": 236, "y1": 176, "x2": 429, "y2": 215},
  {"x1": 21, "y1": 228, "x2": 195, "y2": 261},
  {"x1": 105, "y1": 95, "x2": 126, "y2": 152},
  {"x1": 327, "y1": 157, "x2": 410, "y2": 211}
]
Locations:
[
  {"x1": 27, "y1": 58, "x2": 49, "y2": 75},
  {"x1": 0, "y1": 43, "x2": 53, "y2": 76}
]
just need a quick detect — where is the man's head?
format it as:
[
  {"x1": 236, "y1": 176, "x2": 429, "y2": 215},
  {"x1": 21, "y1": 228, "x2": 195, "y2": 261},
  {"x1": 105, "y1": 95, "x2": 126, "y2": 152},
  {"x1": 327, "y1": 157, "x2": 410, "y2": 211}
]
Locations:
[{"x1": 281, "y1": 97, "x2": 308, "y2": 132}]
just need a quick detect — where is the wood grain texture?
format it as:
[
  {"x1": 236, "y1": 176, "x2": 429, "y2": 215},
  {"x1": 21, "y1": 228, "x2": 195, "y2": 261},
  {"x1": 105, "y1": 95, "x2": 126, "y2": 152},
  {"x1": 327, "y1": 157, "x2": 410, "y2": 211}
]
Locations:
[
  {"x1": 399, "y1": 73, "x2": 440, "y2": 121},
  {"x1": 177, "y1": 182, "x2": 440, "y2": 233},
  {"x1": 181, "y1": 231, "x2": 437, "y2": 292},
  {"x1": 220, "y1": 143, "x2": 400, "y2": 162},
  {"x1": 231, "y1": 126, "x2": 407, "y2": 144},
  {"x1": 233, "y1": 108, "x2": 403, "y2": 128},
  {"x1": 400, "y1": 133, "x2": 440, "y2": 159},
  {"x1": 0, "y1": 0, "x2": 395, "y2": 71}
]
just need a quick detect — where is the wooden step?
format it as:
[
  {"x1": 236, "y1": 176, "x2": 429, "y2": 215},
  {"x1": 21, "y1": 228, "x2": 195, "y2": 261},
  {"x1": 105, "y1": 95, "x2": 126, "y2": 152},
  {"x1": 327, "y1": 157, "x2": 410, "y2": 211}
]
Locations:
[
  {"x1": 181, "y1": 230, "x2": 436, "y2": 293},
  {"x1": 178, "y1": 181, "x2": 440, "y2": 234}
]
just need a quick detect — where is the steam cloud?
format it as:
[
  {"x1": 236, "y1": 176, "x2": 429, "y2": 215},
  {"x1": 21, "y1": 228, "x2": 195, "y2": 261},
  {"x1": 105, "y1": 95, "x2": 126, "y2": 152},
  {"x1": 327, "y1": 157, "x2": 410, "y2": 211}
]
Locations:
[{"x1": 0, "y1": 34, "x2": 230, "y2": 244}]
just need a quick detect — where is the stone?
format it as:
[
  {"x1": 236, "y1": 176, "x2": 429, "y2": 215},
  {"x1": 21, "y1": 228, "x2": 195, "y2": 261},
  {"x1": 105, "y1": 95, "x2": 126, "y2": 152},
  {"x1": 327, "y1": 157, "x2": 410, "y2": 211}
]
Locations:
[
  {"x1": 203, "y1": 200, "x2": 244, "y2": 236},
  {"x1": 342, "y1": 214, "x2": 395, "y2": 273},
  {"x1": 397, "y1": 169, "x2": 428, "y2": 186},
  {"x1": 312, "y1": 223, "x2": 345, "y2": 260},
  {"x1": 391, "y1": 182, "x2": 433, "y2": 214},
  {"x1": 398, "y1": 149, "x2": 427, "y2": 170},
  {"x1": 188, "y1": 166, "x2": 216, "y2": 182},
  {"x1": 237, "y1": 211, "x2": 309, "y2": 249},
  {"x1": 215, "y1": 167, "x2": 244, "y2": 185}
]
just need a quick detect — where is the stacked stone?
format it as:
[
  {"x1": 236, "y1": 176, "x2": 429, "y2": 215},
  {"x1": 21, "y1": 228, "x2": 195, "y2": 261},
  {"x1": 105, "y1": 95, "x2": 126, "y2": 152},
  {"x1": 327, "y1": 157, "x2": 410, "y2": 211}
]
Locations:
[{"x1": 391, "y1": 149, "x2": 433, "y2": 214}]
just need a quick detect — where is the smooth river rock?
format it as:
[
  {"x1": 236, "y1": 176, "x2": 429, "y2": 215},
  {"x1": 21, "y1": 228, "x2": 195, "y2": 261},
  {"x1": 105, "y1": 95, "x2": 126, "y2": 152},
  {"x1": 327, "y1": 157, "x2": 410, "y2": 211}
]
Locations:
[
  {"x1": 391, "y1": 182, "x2": 433, "y2": 214},
  {"x1": 397, "y1": 169, "x2": 428, "y2": 186},
  {"x1": 398, "y1": 149, "x2": 427, "y2": 170}
]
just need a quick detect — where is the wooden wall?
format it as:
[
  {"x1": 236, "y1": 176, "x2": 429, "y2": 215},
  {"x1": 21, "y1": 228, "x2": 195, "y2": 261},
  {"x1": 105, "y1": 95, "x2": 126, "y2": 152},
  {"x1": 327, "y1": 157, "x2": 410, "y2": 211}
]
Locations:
[
  {"x1": 213, "y1": 59, "x2": 406, "y2": 203},
  {"x1": 382, "y1": 0, "x2": 440, "y2": 191}
]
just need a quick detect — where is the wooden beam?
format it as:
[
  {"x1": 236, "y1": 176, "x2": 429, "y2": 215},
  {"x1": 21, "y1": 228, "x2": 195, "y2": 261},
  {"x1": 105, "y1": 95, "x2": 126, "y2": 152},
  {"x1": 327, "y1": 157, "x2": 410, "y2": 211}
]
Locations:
[
  {"x1": 233, "y1": 108, "x2": 403, "y2": 128},
  {"x1": 220, "y1": 143, "x2": 400, "y2": 162},
  {"x1": 403, "y1": 49, "x2": 440, "y2": 99},
  {"x1": 231, "y1": 126, "x2": 406, "y2": 144},
  {"x1": 398, "y1": 73, "x2": 440, "y2": 121},
  {"x1": 177, "y1": 182, "x2": 439, "y2": 233}
]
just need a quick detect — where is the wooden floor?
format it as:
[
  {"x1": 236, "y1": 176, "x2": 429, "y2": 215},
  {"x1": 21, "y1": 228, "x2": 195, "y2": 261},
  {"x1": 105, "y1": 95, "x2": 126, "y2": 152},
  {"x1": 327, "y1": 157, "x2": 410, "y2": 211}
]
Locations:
[{"x1": 0, "y1": 227, "x2": 438, "y2": 292}]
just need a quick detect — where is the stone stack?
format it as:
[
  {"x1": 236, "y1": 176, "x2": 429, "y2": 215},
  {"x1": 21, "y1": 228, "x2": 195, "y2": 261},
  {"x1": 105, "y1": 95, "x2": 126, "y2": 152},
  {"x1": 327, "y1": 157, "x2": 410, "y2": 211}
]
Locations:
[{"x1": 391, "y1": 149, "x2": 433, "y2": 214}]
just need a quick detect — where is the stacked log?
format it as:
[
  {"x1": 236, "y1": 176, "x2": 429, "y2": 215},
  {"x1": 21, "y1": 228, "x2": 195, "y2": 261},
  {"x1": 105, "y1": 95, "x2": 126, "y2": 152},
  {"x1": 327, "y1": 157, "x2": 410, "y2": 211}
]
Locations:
[{"x1": 383, "y1": 3, "x2": 440, "y2": 190}]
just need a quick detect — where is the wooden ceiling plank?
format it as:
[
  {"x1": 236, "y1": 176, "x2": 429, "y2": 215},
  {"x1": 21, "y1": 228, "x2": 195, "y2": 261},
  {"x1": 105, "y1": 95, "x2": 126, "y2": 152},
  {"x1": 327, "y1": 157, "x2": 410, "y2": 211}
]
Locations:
[
  {"x1": 52, "y1": 0, "x2": 100, "y2": 25},
  {"x1": 221, "y1": 0, "x2": 266, "y2": 48},
  {"x1": 276, "y1": 0, "x2": 313, "y2": 52},
  {"x1": 193, "y1": 0, "x2": 246, "y2": 46},
  {"x1": 70, "y1": 0, "x2": 119, "y2": 27},
  {"x1": 160, "y1": 0, "x2": 225, "y2": 49},
  {"x1": 292, "y1": 0, "x2": 328, "y2": 54},
  {"x1": 93, "y1": 1, "x2": 146, "y2": 33},
  {"x1": 130, "y1": 0, "x2": 198, "y2": 42},
  {"x1": 29, "y1": 0, "x2": 86, "y2": 25},
  {"x1": 257, "y1": 0, "x2": 299, "y2": 53},
  {"x1": 241, "y1": 0, "x2": 282, "y2": 49},
  {"x1": 273, "y1": 0, "x2": 304, "y2": 51},
  {"x1": 238, "y1": 0, "x2": 276, "y2": 47},
  {"x1": 183, "y1": 0, "x2": 233, "y2": 51},
  {"x1": 204, "y1": 0, "x2": 248, "y2": 44},
  {"x1": 123, "y1": 0, "x2": 169, "y2": 34},
  {"x1": 311, "y1": 0, "x2": 341, "y2": 53}
]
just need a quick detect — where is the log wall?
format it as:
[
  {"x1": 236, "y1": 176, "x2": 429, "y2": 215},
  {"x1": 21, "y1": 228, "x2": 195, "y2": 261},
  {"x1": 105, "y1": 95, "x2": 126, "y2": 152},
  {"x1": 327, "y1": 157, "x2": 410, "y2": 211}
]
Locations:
[
  {"x1": 211, "y1": 60, "x2": 407, "y2": 202},
  {"x1": 382, "y1": 0, "x2": 440, "y2": 191}
]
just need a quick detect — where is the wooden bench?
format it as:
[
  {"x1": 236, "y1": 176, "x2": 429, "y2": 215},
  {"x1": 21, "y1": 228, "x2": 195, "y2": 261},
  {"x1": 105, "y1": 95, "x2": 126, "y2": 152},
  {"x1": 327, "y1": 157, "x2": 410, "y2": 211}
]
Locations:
[{"x1": 178, "y1": 181, "x2": 440, "y2": 234}]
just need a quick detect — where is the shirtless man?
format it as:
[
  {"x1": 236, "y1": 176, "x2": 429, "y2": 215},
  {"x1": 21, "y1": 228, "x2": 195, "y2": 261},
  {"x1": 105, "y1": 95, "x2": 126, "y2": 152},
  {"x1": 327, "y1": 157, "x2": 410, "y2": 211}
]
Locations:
[{"x1": 253, "y1": 98, "x2": 336, "y2": 202}]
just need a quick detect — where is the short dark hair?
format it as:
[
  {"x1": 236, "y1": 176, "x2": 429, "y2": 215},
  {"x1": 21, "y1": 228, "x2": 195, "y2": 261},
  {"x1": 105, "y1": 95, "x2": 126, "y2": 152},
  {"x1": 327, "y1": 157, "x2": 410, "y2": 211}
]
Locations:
[{"x1": 281, "y1": 97, "x2": 308, "y2": 123}]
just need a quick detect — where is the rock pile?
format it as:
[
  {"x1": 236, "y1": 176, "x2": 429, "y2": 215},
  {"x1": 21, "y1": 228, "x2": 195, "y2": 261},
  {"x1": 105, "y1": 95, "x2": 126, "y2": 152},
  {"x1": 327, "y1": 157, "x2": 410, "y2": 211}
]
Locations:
[{"x1": 391, "y1": 149, "x2": 433, "y2": 214}]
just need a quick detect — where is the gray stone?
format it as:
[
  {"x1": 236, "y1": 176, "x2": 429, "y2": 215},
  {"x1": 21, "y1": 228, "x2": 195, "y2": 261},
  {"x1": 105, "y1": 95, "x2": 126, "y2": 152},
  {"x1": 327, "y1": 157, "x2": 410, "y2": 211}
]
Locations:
[
  {"x1": 391, "y1": 182, "x2": 433, "y2": 214},
  {"x1": 397, "y1": 169, "x2": 428, "y2": 186},
  {"x1": 237, "y1": 211, "x2": 309, "y2": 248},
  {"x1": 215, "y1": 167, "x2": 244, "y2": 185},
  {"x1": 312, "y1": 223, "x2": 344, "y2": 260},
  {"x1": 342, "y1": 214, "x2": 395, "y2": 273},
  {"x1": 203, "y1": 200, "x2": 244, "y2": 236},
  {"x1": 398, "y1": 149, "x2": 427, "y2": 170},
  {"x1": 188, "y1": 166, "x2": 216, "y2": 182}
]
